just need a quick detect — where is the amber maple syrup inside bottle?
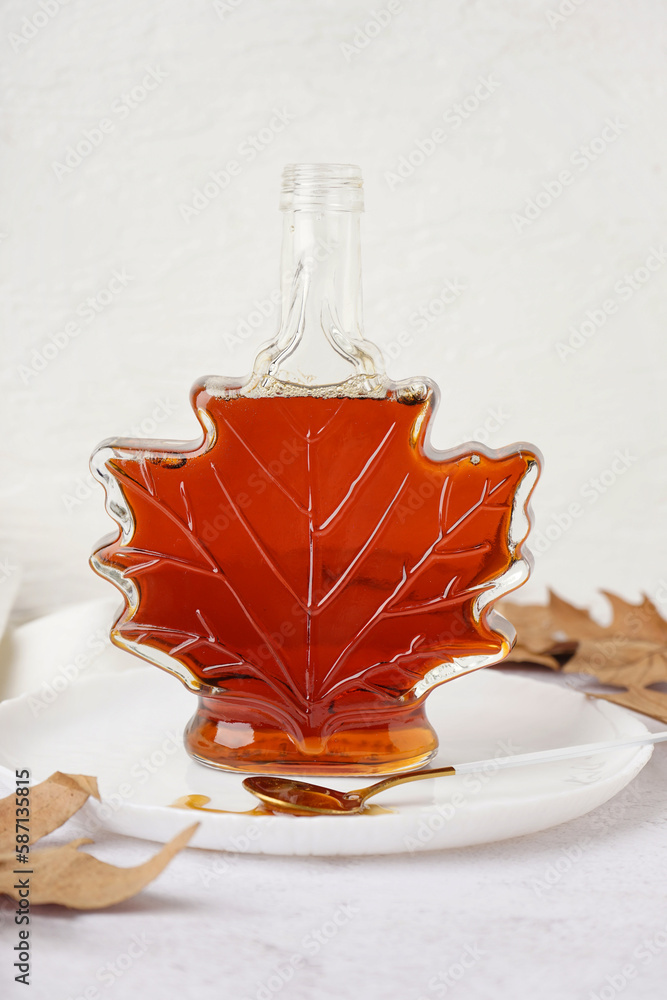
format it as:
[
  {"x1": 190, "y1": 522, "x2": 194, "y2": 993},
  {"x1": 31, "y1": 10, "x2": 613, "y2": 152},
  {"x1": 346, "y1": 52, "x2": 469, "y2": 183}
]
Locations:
[{"x1": 91, "y1": 164, "x2": 539, "y2": 775}]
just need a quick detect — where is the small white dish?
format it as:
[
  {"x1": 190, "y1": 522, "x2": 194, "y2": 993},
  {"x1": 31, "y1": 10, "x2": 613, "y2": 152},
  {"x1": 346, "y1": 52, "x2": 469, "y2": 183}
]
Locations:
[{"x1": 0, "y1": 667, "x2": 652, "y2": 855}]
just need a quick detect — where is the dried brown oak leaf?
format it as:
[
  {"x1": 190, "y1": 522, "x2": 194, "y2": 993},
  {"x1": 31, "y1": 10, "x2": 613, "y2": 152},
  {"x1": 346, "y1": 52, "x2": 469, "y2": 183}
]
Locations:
[
  {"x1": 0, "y1": 825, "x2": 197, "y2": 908},
  {"x1": 500, "y1": 590, "x2": 667, "y2": 722},
  {"x1": 0, "y1": 772, "x2": 99, "y2": 852},
  {"x1": 0, "y1": 773, "x2": 198, "y2": 909}
]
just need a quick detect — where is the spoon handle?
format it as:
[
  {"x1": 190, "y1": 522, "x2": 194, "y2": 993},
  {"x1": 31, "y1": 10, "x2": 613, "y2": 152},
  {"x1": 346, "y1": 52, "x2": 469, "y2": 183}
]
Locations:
[{"x1": 355, "y1": 765, "x2": 457, "y2": 800}]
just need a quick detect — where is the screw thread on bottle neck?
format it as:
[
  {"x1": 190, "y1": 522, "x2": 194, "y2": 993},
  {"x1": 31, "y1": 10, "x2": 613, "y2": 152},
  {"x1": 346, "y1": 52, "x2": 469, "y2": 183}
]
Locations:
[{"x1": 279, "y1": 163, "x2": 364, "y2": 213}]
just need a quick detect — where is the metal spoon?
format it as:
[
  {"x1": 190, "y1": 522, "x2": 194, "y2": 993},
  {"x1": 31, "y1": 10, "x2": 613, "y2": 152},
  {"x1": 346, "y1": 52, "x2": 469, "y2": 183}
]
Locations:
[{"x1": 243, "y1": 730, "x2": 667, "y2": 815}]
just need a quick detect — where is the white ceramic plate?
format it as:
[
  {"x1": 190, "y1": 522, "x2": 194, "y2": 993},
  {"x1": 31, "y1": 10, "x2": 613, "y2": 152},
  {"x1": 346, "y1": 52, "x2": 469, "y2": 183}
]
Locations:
[{"x1": 0, "y1": 667, "x2": 652, "y2": 855}]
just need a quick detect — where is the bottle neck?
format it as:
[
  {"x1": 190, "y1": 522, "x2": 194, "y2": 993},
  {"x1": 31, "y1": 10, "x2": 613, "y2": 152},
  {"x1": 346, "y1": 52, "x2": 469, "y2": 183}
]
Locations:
[
  {"x1": 280, "y1": 210, "x2": 362, "y2": 334},
  {"x1": 248, "y1": 164, "x2": 386, "y2": 395},
  {"x1": 273, "y1": 209, "x2": 365, "y2": 385}
]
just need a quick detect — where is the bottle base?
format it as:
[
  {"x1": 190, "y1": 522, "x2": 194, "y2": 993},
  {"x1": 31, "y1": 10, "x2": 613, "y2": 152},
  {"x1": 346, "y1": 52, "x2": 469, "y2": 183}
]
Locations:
[
  {"x1": 186, "y1": 747, "x2": 438, "y2": 777},
  {"x1": 184, "y1": 700, "x2": 439, "y2": 776}
]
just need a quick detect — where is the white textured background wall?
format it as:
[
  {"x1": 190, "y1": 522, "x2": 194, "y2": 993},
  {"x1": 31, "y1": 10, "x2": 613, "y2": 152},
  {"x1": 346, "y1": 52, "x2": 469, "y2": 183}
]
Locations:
[{"x1": 2, "y1": 0, "x2": 666, "y2": 624}]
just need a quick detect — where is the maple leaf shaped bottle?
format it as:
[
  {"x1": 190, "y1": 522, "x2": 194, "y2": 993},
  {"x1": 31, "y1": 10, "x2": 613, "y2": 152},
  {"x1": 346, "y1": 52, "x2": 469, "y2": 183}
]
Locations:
[{"x1": 91, "y1": 163, "x2": 541, "y2": 775}]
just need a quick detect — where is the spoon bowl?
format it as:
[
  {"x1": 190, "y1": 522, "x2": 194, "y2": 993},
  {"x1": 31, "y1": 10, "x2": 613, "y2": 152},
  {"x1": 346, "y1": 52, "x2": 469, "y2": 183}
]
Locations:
[{"x1": 242, "y1": 776, "x2": 364, "y2": 815}]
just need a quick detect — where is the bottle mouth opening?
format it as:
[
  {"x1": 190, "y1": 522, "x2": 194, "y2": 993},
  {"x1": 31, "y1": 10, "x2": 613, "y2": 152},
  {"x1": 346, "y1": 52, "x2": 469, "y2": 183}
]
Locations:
[{"x1": 280, "y1": 163, "x2": 364, "y2": 212}]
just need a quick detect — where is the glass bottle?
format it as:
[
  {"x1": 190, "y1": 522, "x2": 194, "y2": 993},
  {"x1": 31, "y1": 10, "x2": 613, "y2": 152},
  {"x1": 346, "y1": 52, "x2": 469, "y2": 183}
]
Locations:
[{"x1": 91, "y1": 164, "x2": 541, "y2": 775}]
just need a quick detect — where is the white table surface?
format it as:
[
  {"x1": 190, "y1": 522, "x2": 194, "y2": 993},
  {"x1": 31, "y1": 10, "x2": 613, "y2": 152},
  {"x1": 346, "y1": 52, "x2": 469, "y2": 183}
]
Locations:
[{"x1": 1, "y1": 602, "x2": 666, "y2": 1000}]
